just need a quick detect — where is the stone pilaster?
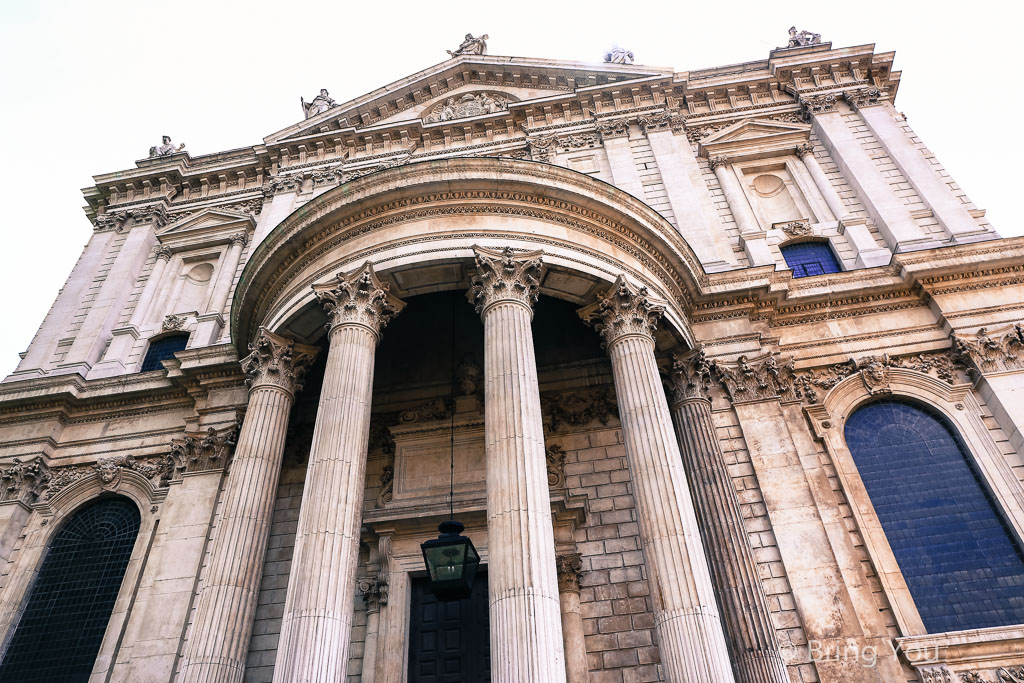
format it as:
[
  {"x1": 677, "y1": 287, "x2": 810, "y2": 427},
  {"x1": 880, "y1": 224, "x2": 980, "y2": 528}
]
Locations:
[
  {"x1": 582, "y1": 277, "x2": 734, "y2": 683},
  {"x1": 273, "y1": 262, "x2": 404, "y2": 683},
  {"x1": 470, "y1": 246, "x2": 566, "y2": 683},
  {"x1": 179, "y1": 328, "x2": 317, "y2": 683},
  {"x1": 709, "y1": 156, "x2": 773, "y2": 267},
  {"x1": 555, "y1": 553, "x2": 589, "y2": 683},
  {"x1": 667, "y1": 349, "x2": 789, "y2": 683},
  {"x1": 952, "y1": 324, "x2": 1024, "y2": 453}
]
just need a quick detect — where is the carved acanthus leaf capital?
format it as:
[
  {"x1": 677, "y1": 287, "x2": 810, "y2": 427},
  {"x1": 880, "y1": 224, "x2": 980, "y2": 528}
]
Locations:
[
  {"x1": 555, "y1": 552, "x2": 584, "y2": 593},
  {"x1": 240, "y1": 327, "x2": 319, "y2": 395},
  {"x1": 794, "y1": 142, "x2": 815, "y2": 159},
  {"x1": 799, "y1": 93, "x2": 838, "y2": 121},
  {"x1": 708, "y1": 155, "x2": 730, "y2": 171},
  {"x1": 470, "y1": 246, "x2": 543, "y2": 315},
  {"x1": 582, "y1": 275, "x2": 664, "y2": 348},
  {"x1": 155, "y1": 245, "x2": 173, "y2": 261},
  {"x1": 228, "y1": 232, "x2": 249, "y2": 247},
  {"x1": 711, "y1": 352, "x2": 798, "y2": 404},
  {"x1": 357, "y1": 575, "x2": 389, "y2": 615},
  {"x1": 166, "y1": 422, "x2": 240, "y2": 482},
  {"x1": 0, "y1": 456, "x2": 51, "y2": 504},
  {"x1": 667, "y1": 348, "x2": 714, "y2": 403},
  {"x1": 596, "y1": 119, "x2": 630, "y2": 140},
  {"x1": 313, "y1": 262, "x2": 406, "y2": 339},
  {"x1": 843, "y1": 86, "x2": 885, "y2": 111},
  {"x1": 951, "y1": 323, "x2": 1024, "y2": 378}
]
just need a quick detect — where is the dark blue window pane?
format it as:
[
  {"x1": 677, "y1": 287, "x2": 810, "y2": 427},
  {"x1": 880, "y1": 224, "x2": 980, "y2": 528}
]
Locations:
[
  {"x1": 780, "y1": 242, "x2": 841, "y2": 278},
  {"x1": 140, "y1": 334, "x2": 189, "y2": 372},
  {"x1": 0, "y1": 497, "x2": 141, "y2": 682},
  {"x1": 845, "y1": 400, "x2": 1024, "y2": 632}
]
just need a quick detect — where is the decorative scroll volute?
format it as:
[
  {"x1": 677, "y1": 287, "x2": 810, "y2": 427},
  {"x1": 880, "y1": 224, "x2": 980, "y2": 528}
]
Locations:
[
  {"x1": 581, "y1": 275, "x2": 665, "y2": 349},
  {"x1": 312, "y1": 262, "x2": 406, "y2": 340},
  {"x1": 240, "y1": 327, "x2": 319, "y2": 395},
  {"x1": 470, "y1": 246, "x2": 543, "y2": 315},
  {"x1": 667, "y1": 348, "x2": 714, "y2": 404}
]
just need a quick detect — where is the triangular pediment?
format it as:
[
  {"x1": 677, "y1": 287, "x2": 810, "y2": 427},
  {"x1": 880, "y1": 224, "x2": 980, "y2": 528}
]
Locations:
[
  {"x1": 266, "y1": 54, "x2": 669, "y2": 144},
  {"x1": 158, "y1": 207, "x2": 256, "y2": 244},
  {"x1": 699, "y1": 118, "x2": 811, "y2": 158}
]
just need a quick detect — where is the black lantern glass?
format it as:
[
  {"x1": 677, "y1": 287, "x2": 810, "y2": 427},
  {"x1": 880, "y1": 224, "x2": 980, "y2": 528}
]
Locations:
[{"x1": 420, "y1": 520, "x2": 480, "y2": 601}]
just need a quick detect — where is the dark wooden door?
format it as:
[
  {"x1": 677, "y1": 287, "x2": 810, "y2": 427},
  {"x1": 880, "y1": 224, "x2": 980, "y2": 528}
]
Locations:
[{"x1": 408, "y1": 572, "x2": 490, "y2": 682}]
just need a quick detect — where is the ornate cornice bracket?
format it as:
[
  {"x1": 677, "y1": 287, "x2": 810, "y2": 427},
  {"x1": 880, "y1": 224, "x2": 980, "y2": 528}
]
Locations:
[
  {"x1": 470, "y1": 246, "x2": 543, "y2": 316},
  {"x1": 580, "y1": 275, "x2": 664, "y2": 349},
  {"x1": 240, "y1": 327, "x2": 319, "y2": 395},
  {"x1": 312, "y1": 262, "x2": 406, "y2": 340}
]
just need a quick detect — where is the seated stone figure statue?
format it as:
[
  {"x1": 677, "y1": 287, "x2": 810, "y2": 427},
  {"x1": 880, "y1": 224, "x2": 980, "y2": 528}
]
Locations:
[{"x1": 447, "y1": 33, "x2": 488, "y2": 57}]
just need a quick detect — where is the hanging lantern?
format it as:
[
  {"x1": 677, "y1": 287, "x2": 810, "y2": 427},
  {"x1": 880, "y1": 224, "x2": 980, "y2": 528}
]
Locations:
[{"x1": 420, "y1": 520, "x2": 480, "y2": 601}]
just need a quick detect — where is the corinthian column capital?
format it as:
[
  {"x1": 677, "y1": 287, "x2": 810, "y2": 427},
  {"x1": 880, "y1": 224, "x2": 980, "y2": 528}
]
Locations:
[
  {"x1": 470, "y1": 246, "x2": 543, "y2": 315},
  {"x1": 667, "y1": 347, "x2": 714, "y2": 404},
  {"x1": 582, "y1": 275, "x2": 664, "y2": 349},
  {"x1": 555, "y1": 552, "x2": 583, "y2": 594},
  {"x1": 240, "y1": 327, "x2": 318, "y2": 396},
  {"x1": 312, "y1": 262, "x2": 406, "y2": 340}
]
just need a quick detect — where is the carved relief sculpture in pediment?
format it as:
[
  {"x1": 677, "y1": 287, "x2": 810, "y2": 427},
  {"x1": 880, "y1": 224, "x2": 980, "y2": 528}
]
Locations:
[{"x1": 423, "y1": 91, "x2": 515, "y2": 123}]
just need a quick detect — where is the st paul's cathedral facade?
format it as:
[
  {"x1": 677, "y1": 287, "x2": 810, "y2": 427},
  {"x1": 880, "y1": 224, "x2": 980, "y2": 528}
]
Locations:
[{"x1": 0, "y1": 30, "x2": 1023, "y2": 683}]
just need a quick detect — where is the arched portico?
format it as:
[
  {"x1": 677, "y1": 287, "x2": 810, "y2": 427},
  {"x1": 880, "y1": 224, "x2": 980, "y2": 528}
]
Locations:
[{"x1": 175, "y1": 158, "x2": 785, "y2": 683}]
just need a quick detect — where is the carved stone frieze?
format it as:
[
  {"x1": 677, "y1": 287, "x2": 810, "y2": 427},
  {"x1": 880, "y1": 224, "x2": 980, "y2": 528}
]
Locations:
[
  {"x1": 0, "y1": 456, "x2": 50, "y2": 504},
  {"x1": 470, "y1": 246, "x2": 543, "y2": 314},
  {"x1": 791, "y1": 350, "x2": 961, "y2": 404},
  {"x1": 540, "y1": 385, "x2": 618, "y2": 432},
  {"x1": 799, "y1": 93, "x2": 838, "y2": 121},
  {"x1": 240, "y1": 327, "x2": 319, "y2": 395},
  {"x1": 545, "y1": 444, "x2": 566, "y2": 489},
  {"x1": 583, "y1": 275, "x2": 664, "y2": 348},
  {"x1": 524, "y1": 131, "x2": 599, "y2": 162},
  {"x1": 637, "y1": 112, "x2": 685, "y2": 134},
  {"x1": 919, "y1": 667, "x2": 954, "y2": 683},
  {"x1": 667, "y1": 348, "x2": 714, "y2": 403},
  {"x1": 311, "y1": 167, "x2": 346, "y2": 188},
  {"x1": 951, "y1": 323, "x2": 1024, "y2": 378},
  {"x1": 424, "y1": 91, "x2": 512, "y2": 123},
  {"x1": 711, "y1": 353, "x2": 798, "y2": 404},
  {"x1": 127, "y1": 205, "x2": 169, "y2": 229},
  {"x1": 959, "y1": 667, "x2": 1024, "y2": 683},
  {"x1": 555, "y1": 552, "x2": 584, "y2": 593},
  {"x1": 261, "y1": 174, "x2": 304, "y2": 198},
  {"x1": 313, "y1": 262, "x2": 406, "y2": 338},
  {"x1": 166, "y1": 423, "x2": 239, "y2": 480},
  {"x1": 93, "y1": 211, "x2": 129, "y2": 232},
  {"x1": 46, "y1": 454, "x2": 167, "y2": 499}
]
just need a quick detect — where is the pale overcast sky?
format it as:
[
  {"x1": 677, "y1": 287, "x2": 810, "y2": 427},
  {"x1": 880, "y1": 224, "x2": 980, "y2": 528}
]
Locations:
[{"x1": 0, "y1": 0, "x2": 1019, "y2": 379}]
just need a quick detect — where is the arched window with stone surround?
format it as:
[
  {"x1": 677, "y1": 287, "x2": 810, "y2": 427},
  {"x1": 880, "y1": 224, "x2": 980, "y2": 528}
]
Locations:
[
  {"x1": 140, "y1": 332, "x2": 190, "y2": 372},
  {"x1": 780, "y1": 240, "x2": 841, "y2": 278},
  {"x1": 844, "y1": 399, "x2": 1024, "y2": 632},
  {"x1": 0, "y1": 496, "x2": 141, "y2": 681}
]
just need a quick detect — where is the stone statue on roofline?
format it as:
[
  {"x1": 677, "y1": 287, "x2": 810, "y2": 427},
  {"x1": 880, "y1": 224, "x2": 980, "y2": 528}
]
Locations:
[
  {"x1": 301, "y1": 89, "x2": 336, "y2": 119},
  {"x1": 604, "y1": 46, "x2": 634, "y2": 64},
  {"x1": 447, "y1": 33, "x2": 488, "y2": 57},
  {"x1": 787, "y1": 26, "x2": 822, "y2": 47},
  {"x1": 149, "y1": 135, "x2": 185, "y2": 158}
]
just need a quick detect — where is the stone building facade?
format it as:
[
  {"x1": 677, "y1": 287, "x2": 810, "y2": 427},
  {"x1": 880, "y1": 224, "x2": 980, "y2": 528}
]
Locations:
[{"x1": 0, "y1": 32, "x2": 1022, "y2": 683}]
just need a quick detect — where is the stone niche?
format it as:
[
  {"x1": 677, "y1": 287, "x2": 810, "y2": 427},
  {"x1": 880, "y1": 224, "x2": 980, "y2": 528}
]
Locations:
[{"x1": 388, "y1": 413, "x2": 486, "y2": 512}]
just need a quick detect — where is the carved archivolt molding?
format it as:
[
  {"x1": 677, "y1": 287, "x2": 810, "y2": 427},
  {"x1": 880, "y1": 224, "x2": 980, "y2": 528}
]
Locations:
[
  {"x1": 470, "y1": 246, "x2": 543, "y2": 314},
  {"x1": 792, "y1": 351, "x2": 961, "y2": 405},
  {"x1": 240, "y1": 327, "x2": 319, "y2": 395},
  {"x1": 583, "y1": 275, "x2": 665, "y2": 348},
  {"x1": 46, "y1": 454, "x2": 167, "y2": 500},
  {"x1": 951, "y1": 323, "x2": 1024, "y2": 378},
  {"x1": 313, "y1": 261, "x2": 406, "y2": 339}
]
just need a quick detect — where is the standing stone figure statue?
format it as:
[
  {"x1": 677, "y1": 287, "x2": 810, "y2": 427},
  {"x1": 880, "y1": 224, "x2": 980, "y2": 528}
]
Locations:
[
  {"x1": 301, "y1": 88, "x2": 336, "y2": 119},
  {"x1": 148, "y1": 135, "x2": 185, "y2": 158},
  {"x1": 604, "y1": 46, "x2": 635, "y2": 64},
  {"x1": 447, "y1": 33, "x2": 488, "y2": 57},
  {"x1": 787, "y1": 26, "x2": 822, "y2": 47}
]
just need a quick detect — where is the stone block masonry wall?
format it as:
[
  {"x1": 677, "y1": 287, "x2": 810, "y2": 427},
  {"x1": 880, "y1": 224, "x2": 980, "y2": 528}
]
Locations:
[
  {"x1": 551, "y1": 423, "x2": 662, "y2": 683},
  {"x1": 711, "y1": 407, "x2": 818, "y2": 683},
  {"x1": 629, "y1": 137, "x2": 677, "y2": 228}
]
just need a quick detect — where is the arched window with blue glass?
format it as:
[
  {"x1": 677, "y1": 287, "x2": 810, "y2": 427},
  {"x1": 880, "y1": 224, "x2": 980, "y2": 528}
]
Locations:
[
  {"x1": 780, "y1": 240, "x2": 841, "y2": 278},
  {"x1": 844, "y1": 399, "x2": 1024, "y2": 632},
  {"x1": 0, "y1": 496, "x2": 141, "y2": 681},
  {"x1": 140, "y1": 332, "x2": 190, "y2": 372}
]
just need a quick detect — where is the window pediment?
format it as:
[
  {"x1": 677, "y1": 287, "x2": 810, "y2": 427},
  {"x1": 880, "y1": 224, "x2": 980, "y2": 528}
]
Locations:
[{"x1": 699, "y1": 118, "x2": 811, "y2": 161}]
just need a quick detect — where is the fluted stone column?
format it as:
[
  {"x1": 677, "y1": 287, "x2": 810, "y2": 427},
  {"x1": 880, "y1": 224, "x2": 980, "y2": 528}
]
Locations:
[
  {"x1": 555, "y1": 553, "x2": 590, "y2": 683},
  {"x1": 273, "y1": 263, "x2": 404, "y2": 683},
  {"x1": 667, "y1": 349, "x2": 789, "y2": 683},
  {"x1": 179, "y1": 328, "x2": 317, "y2": 683},
  {"x1": 582, "y1": 277, "x2": 734, "y2": 683},
  {"x1": 471, "y1": 246, "x2": 566, "y2": 683}
]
